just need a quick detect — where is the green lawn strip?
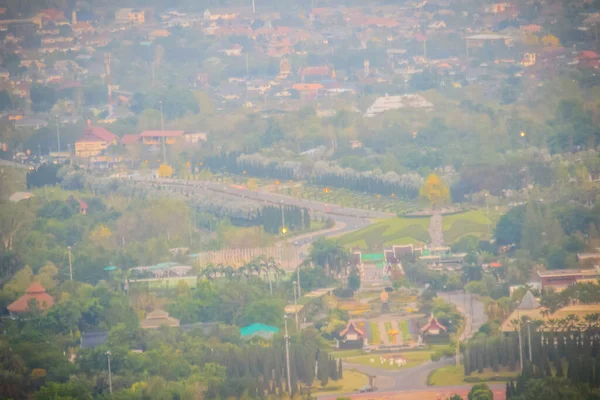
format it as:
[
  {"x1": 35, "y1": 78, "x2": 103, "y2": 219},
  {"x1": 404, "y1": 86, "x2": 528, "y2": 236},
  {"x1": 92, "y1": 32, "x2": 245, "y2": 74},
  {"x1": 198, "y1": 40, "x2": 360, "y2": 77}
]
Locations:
[
  {"x1": 444, "y1": 219, "x2": 488, "y2": 244},
  {"x1": 330, "y1": 349, "x2": 363, "y2": 358},
  {"x1": 311, "y1": 370, "x2": 369, "y2": 395},
  {"x1": 427, "y1": 365, "x2": 518, "y2": 386},
  {"x1": 338, "y1": 217, "x2": 430, "y2": 249},
  {"x1": 399, "y1": 320, "x2": 411, "y2": 342},
  {"x1": 442, "y1": 210, "x2": 490, "y2": 229},
  {"x1": 369, "y1": 322, "x2": 381, "y2": 345}
]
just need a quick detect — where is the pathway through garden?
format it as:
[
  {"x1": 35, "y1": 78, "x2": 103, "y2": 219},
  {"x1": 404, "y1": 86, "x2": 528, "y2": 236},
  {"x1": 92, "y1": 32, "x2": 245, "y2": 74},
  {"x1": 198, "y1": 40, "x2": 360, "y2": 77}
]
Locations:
[{"x1": 428, "y1": 210, "x2": 444, "y2": 248}]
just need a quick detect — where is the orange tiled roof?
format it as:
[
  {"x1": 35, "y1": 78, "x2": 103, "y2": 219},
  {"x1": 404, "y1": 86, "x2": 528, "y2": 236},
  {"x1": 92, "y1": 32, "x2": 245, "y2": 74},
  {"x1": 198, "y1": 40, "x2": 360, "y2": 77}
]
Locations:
[{"x1": 7, "y1": 282, "x2": 54, "y2": 314}]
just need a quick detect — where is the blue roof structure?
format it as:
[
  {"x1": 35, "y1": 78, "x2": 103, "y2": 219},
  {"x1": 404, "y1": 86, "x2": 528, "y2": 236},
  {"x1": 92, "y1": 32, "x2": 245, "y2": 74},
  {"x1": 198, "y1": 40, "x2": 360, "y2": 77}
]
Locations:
[{"x1": 240, "y1": 323, "x2": 279, "y2": 340}]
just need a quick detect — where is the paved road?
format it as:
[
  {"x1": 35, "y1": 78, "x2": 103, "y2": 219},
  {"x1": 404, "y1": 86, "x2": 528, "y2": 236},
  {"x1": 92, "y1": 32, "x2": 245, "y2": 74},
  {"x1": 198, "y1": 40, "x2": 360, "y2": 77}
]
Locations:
[
  {"x1": 337, "y1": 293, "x2": 486, "y2": 394},
  {"x1": 131, "y1": 176, "x2": 393, "y2": 247},
  {"x1": 441, "y1": 291, "x2": 486, "y2": 338},
  {"x1": 318, "y1": 384, "x2": 506, "y2": 400}
]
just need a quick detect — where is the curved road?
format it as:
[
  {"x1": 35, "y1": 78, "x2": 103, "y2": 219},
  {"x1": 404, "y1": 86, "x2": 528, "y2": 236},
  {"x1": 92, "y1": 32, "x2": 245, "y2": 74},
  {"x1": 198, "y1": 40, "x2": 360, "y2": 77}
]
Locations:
[
  {"x1": 332, "y1": 292, "x2": 487, "y2": 397},
  {"x1": 130, "y1": 176, "x2": 393, "y2": 247}
]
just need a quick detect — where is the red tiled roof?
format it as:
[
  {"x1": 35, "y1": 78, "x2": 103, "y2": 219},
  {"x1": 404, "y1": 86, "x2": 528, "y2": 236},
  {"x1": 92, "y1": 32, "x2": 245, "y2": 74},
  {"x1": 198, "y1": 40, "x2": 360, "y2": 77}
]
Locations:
[
  {"x1": 421, "y1": 315, "x2": 447, "y2": 333},
  {"x1": 579, "y1": 51, "x2": 600, "y2": 60},
  {"x1": 78, "y1": 126, "x2": 117, "y2": 144},
  {"x1": 120, "y1": 134, "x2": 140, "y2": 145},
  {"x1": 292, "y1": 83, "x2": 324, "y2": 91},
  {"x1": 140, "y1": 130, "x2": 185, "y2": 137},
  {"x1": 339, "y1": 321, "x2": 365, "y2": 337},
  {"x1": 39, "y1": 8, "x2": 65, "y2": 21},
  {"x1": 298, "y1": 66, "x2": 331, "y2": 76},
  {"x1": 7, "y1": 282, "x2": 54, "y2": 314},
  {"x1": 490, "y1": 262, "x2": 502, "y2": 268}
]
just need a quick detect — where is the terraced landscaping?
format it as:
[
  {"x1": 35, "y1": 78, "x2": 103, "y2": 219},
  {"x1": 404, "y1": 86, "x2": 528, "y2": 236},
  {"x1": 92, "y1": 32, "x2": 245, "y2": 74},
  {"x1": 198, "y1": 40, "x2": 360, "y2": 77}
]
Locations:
[
  {"x1": 369, "y1": 322, "x2": 382, "y2": 345},
  {"x1": 399, "y1": 320, "x2": 411, "y2": 343},
  {"x1": 338, "y1": 217, "x2": 431, "y2": 249},
  {"x1": 442, "y1": 210, "x2": 492, "y2": 243}
]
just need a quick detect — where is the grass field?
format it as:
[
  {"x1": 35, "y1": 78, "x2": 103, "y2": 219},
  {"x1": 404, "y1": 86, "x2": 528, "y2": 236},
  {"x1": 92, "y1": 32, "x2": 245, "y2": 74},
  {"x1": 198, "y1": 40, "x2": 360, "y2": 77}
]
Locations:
[
  {"x1": 427, "y1": 365, "x2": 518, "y2": 386},
  {"x1": 346, "y1": 350, "x2": 433, "y2": 370},
  {"x1": 399, "y1": 320, "x2": 411, "y2": 342},
  {"x1": 369, "y1": 322, "x2": 381, "y2": 345},
  {"x1": 338, "y1": 217, "x2": 430, "y2": 249},
  {"x1": 312, "y1": 370, "x2": 369, "y2": 395},
  {"x1": 442, "y1": 210, "x2": 496, "y2": 244}
]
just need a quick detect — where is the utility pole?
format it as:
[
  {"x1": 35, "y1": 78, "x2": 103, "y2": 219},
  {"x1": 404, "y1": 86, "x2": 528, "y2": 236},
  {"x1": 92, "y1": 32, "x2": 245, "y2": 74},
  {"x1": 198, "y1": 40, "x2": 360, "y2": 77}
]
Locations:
[
  {"x1": 485, "y1": 192, "x2": 491, "y2": 238},
  {"x1": 106, "y1": 351, "x2": 113, "y2": 395},
  {"x1": 268, "y1": 269, "x2": 273, "y2": 296},
  {"x1": 68, "y1": 246, "x2": 73, "y2": 281},
  {"x1": 252, "y1": 0, "x2": 255, "y2": 14},
  {"x1": 284, "y1": 315, "x2": 292, "y2": 395},
  {"x1": 55, "y1": 115, "x2": 61, "y2": 153},
  {"x1": 518, "y1": 319, "x2": 524, "y2": 370},
  {"x1": 296, "y1": 265, "x2": 301, "y2": 298},
  {"x1": 159, "y1": 100, "x2": 167, "y2": 164},
  {"x1": 456, "y1": 339, "x2": 460, "y2": 365},
  {"x1": 527, "y1": 320, "x2": 532, "y2": 362},
  {"x1": 293, "y1": 280, "x2": 299, "y2": 331}
]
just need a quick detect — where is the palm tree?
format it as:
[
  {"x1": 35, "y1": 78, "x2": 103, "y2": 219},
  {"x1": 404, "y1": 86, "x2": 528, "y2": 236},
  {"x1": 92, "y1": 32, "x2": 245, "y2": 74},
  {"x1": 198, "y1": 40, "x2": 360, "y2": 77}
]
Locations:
[
  {"x1": 199, "y1": 263, "x2": 216, "y2": 281},
  {"x1": 564, "y1": 314, "x2": 581, "y2": 332},
  {"x1": 584, "y1": 313, "x2": 600, "y2": 331},
  {"x1": 544, "y1": 318, "x2": 558, "y2": 333}
]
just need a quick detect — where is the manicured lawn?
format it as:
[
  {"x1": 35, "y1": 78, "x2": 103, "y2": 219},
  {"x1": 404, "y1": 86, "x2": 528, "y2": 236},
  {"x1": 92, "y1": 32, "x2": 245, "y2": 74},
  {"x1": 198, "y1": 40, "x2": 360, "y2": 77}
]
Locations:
[
  {"x1": 339, "y1": 217, "x2": 430, "y2": 249},
  {"x1": 399, "y1": 320, "x2": 411, "y2": 342},
  {"x1": 369, "y1": 322, "x2": 381, "y2": 345},
  {"x1": 312, "y1": 370, "x2": 369, "y2": 395},
  {"x1": 330, "y1": 349, "x2": 363, "y2": 358},
  {"x1": 428, "y1": 365, "x2": 518, "y2": 386},
  {"x1": 346, "y1": 350, "x2": 433, "y2": 370},
  {"x1": 442, "y1": 210, "x2": 493, "y2": 244}
]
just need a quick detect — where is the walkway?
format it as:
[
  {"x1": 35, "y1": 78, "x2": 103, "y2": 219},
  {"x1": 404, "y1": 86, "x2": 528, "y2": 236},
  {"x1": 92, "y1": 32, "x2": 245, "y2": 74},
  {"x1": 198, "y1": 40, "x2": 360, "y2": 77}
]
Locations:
[{"x1": 428, "y1": 210, "x2": 444, "y2": 247}]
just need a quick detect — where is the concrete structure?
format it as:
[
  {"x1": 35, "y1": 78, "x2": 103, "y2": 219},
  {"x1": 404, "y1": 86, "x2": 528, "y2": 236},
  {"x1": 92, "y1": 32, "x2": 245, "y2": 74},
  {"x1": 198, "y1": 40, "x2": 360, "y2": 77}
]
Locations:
[
  {"x1": 538, "y1": 269, "x2": 600, "y2": 291},
  {"x1": 141, "y1": 309, "x2": 180, "y2": 329},
  {"x1": 364, "y1": 94, "x2": 433, "y2": 117}
]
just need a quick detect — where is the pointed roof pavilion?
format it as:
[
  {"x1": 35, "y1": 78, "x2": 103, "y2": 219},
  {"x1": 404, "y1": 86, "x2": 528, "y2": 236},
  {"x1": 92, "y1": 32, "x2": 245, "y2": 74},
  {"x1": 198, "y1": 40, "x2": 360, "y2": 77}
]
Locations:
[
  {"x1": 7, "y1": 282, "x2": 54, "y2": 315},
  {"x1": 517, "y1": 290, "x2": 541, "y2": 310}
]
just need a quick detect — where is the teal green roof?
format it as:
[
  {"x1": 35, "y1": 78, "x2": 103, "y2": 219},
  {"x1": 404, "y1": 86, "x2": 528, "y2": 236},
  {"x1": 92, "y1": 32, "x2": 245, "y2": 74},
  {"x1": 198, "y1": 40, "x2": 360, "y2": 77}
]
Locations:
[
  {"x1": 240, "y1": 323, "x2": 279, "y2": 337},
  {"x1": 361, "y1": 253, "x2": 384, "y2": 262}
]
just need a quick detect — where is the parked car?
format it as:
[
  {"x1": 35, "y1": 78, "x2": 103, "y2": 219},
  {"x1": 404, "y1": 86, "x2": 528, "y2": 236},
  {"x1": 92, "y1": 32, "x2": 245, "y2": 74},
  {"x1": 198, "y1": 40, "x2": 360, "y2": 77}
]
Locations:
[{"x1": 358, "y1": 385, "x2": 376, "y2": 393}]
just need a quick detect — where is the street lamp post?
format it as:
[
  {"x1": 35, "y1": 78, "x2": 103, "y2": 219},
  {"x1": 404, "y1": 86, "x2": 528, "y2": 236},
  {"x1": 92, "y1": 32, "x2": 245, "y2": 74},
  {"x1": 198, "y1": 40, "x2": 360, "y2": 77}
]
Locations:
[
  {"x1": 484, "y1": 192, "x2": 490, "y2": 237},
  {"x1": 293, "y1": 280, "x2": 299, "y2": 331},
  {"x1": 284, "y1": 315, "x2": 292, "y2": 395},
  {"x1": 55, "y1": 115, "x2": 61, "y2": 153},
  {"x1": 518, "y1": 320, "x2": 524, "y2": 370},
  {"x1": 296, "y1": 265, "x2": 301, "y2": 298},
  {"x1": 106, "y1": 350, "x2": 113, "y2": 395},
  {"x1": 68, "y1": 246, "x2": 73, "y2": 281},
  {"x1": 159, "y1": 101, "x2": 167, "y2": 164},
  {"x1": 527, "y1": 320, "x2": 532, "y2": 362}
]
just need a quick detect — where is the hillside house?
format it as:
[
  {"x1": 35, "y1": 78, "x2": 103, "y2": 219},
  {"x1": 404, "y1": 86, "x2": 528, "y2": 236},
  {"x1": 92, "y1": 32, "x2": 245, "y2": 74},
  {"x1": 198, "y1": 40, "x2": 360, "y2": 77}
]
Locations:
[
  {"x1": 75, "y1": 123, "x2": 118, "y2": 157},
  {"x1": 140, "y1": 130, "x2": 185, "y2": 146}
]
